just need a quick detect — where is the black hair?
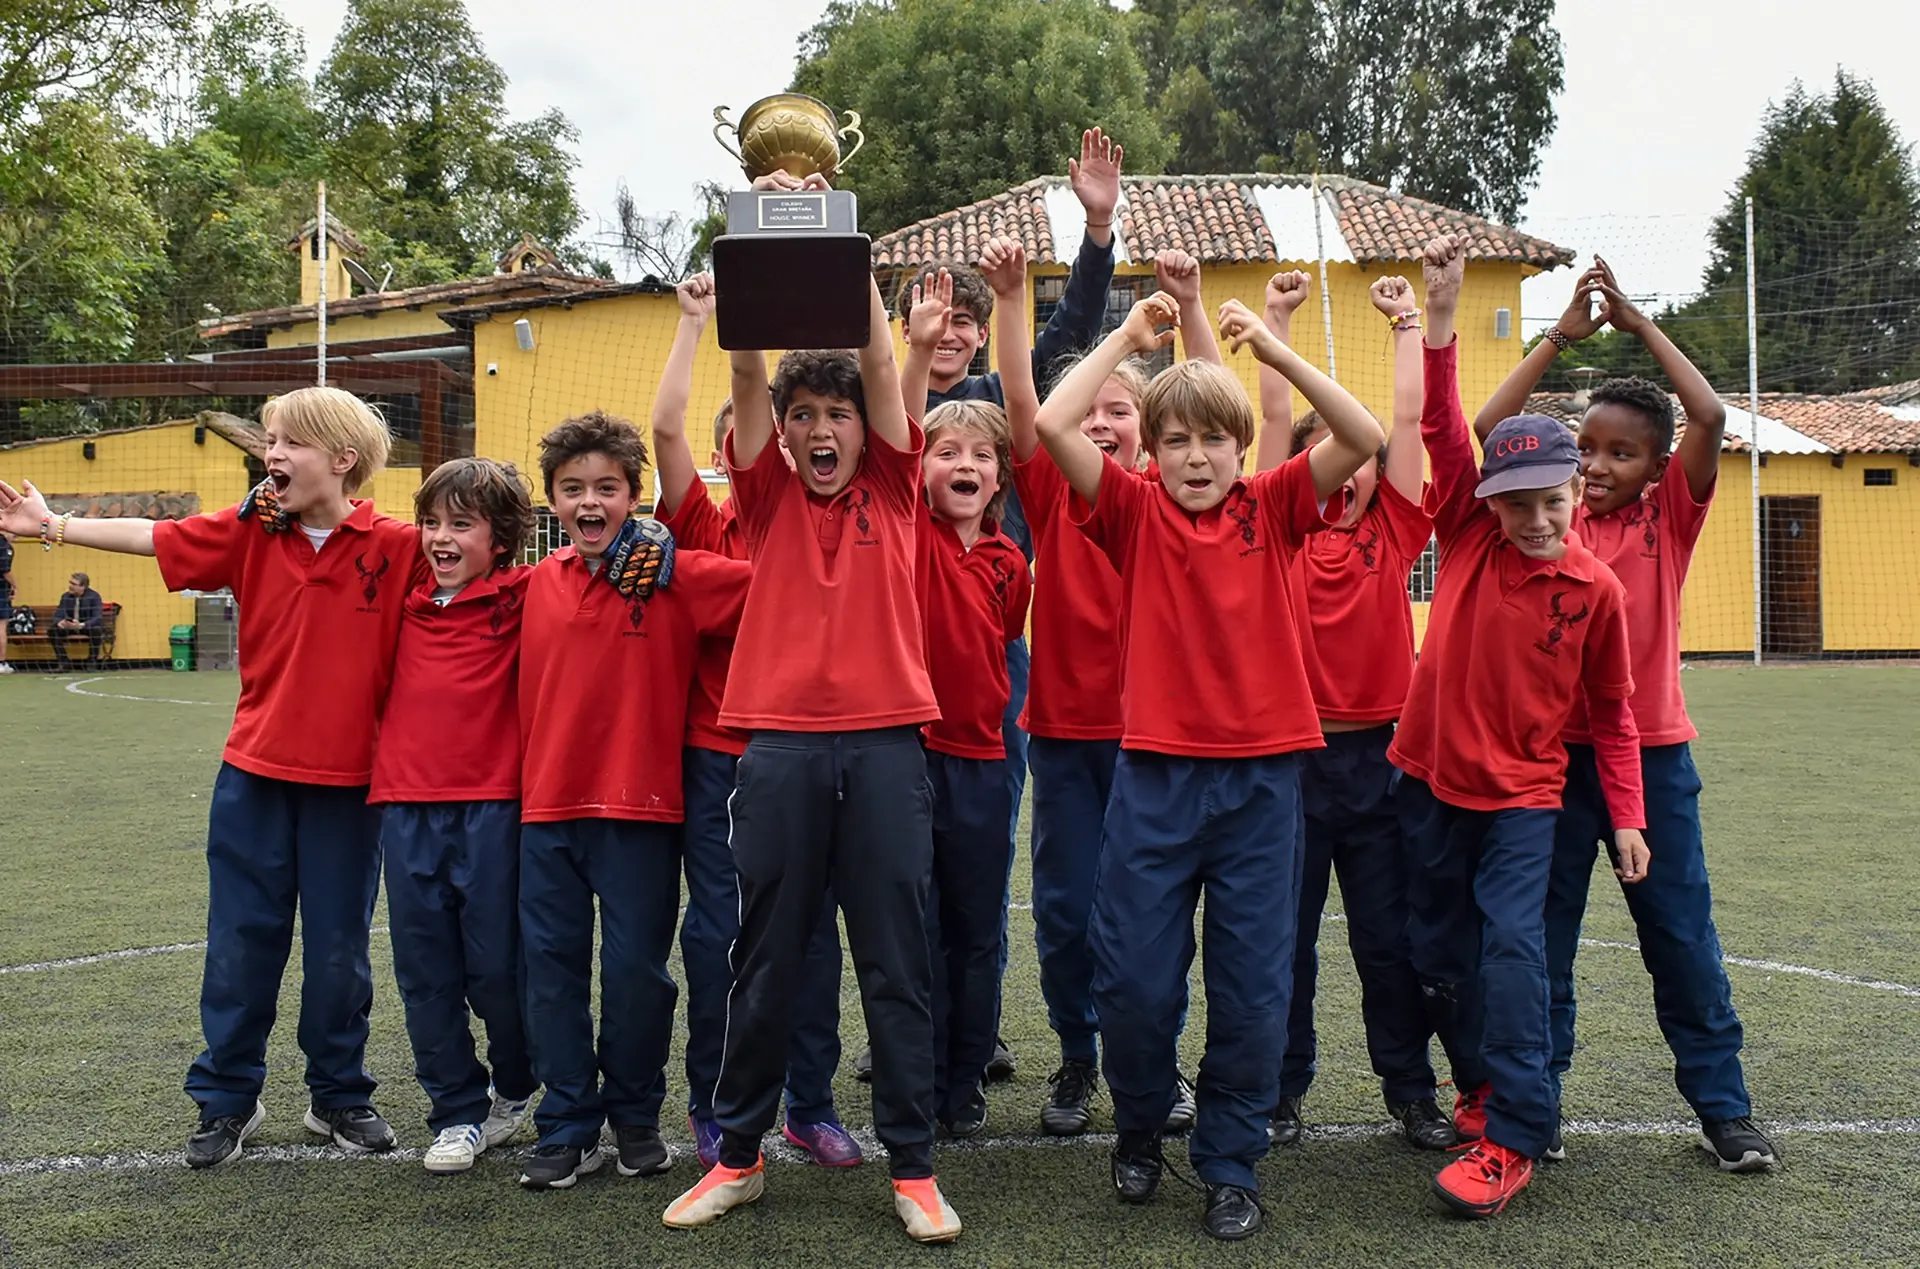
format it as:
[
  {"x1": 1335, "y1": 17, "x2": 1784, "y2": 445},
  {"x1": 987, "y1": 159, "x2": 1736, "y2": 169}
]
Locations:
[
  {"x1": 1587, "y1": 377, "x2": 1677, "y2": 453},
  {"x1": 893, "y1": 264, "x2": 994, "y2": 325},
  {"x1": 771, "y1": 349, "x2": 866, "y2": 424}
]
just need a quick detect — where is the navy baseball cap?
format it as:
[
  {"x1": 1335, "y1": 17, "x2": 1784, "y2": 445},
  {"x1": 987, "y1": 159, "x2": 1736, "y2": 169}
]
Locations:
[{"x1": 1475, "y1": 414, "x2": 1581, "y2": 498}]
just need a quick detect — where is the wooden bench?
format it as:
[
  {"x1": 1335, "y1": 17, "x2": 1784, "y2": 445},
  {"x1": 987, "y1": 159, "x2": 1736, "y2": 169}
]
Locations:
[{"x1": 8, "y1": 602, "x2": 121, "y2": 665}]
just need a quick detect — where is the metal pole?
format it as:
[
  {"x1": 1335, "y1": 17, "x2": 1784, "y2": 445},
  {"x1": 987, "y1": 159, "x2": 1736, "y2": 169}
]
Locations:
[
  {"x1": 1745, "y1": 195, "x2": 1761, "y2": 666},
  {"x1": 317, "y1": 181, "x2": 329, "y2": 387},
  {"x1": 1312, "y1": 173, "x2": 1337, "y2": 379}
]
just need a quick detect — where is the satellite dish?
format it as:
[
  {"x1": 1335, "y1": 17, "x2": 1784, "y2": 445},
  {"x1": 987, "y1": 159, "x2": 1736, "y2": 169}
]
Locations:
[{"x1": 343, "y1": 258, "x2": 385, "y2": 293}]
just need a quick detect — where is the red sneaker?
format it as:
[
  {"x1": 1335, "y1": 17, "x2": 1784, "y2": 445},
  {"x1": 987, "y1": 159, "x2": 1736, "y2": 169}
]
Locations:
[
  {"x1": 1451, "y1": 1082, "x2": 1490, "y2": 1141},
  {"x1": 1431, "y1": 1140, "x2": 1533, "y2": 1218}
]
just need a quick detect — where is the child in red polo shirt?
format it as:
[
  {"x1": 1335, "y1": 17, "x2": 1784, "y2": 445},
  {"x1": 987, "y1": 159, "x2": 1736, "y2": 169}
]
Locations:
[
  {"x1": 1036, "y1": 292, "x2": 1384, "y2": 1241},
  {"x1": 650, "y1": 274, "x2": 859, "y2": 1171},
  {"x1": 665, "y1": 277, "x2": 959, "y2": 1244},
  {"x1": 368, "y1": 457, "x2": 539, "y2": 1175},
  {"x1": 1001, "y1": 246, "x2": 1207, "y2": 1141},
  {"x1": 1471, "y1": 258, "x2": 1773, "y2": 1172},
  {"x1": 1251, "y1": 270, "x2": 1463, "y2": 1153},
  {"x1": 1389, "y1": 234, "x2": 1649, "y2": 1220},
  {"x1": 515, "y1": 411, "x2": 750, "y2": 1191},
  {"x1": 0, "y1": 386, "x2": 419, "y2": 1167},
  {"x1": 897, "y1": 247, "x2": 1031, "y2": 1138}
]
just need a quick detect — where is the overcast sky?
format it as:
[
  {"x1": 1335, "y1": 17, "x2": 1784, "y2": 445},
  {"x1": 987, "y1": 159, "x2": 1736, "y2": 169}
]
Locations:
[{"x1": 274, "y1": 0, "x2": 1918, "y2": 328}]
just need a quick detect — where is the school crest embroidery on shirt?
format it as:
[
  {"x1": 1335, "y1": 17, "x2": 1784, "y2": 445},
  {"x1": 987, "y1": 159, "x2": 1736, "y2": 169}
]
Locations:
[
  {"x1": 354, "y1": 552, "x2": 391, "y2": 605},
  {"x1": 1352, "y1": 526, "x2": 1380, "y2": 571},
  {"x1": 987, "y1": 555, "x2": 1013, "y2": 602},
  {"x1": 1533, "y1": 589, "x2": 1590, "y2": 658},
  {"x1": 846, "y1": 487, "x2": 875, "y2": 542},
  {"x1": 1621, "y1": 499, "x2": 1662, "y2": 560},
  {"x1": 486, "y1": 585, "x2": 522, "y2": 636},
  {"x1": 1227, "y1": 497, "x2": 1261, "y2": 555}
]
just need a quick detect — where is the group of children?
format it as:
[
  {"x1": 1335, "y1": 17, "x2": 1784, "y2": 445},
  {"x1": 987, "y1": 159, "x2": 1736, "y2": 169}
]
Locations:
[{"x1": 0, "y1": 128, "x2": 1775, "y2": 1246}]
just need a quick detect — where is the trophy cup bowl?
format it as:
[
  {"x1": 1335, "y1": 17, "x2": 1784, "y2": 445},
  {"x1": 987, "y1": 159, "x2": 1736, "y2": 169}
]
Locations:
[
  {"x1": 710, "y1": 94, "x2": 871, "y2": 351},
  {"x1": 713, "y1": 94, "x2": 866, "y2": 183}
]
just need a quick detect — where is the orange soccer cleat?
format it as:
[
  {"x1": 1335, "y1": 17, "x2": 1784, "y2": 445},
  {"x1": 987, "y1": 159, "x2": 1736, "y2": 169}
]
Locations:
[
  {"x1": 662, "y1": 1156, "x2": 765, "y2": 1229},
  {"x1": 1431, "y1": 1140, "x2": 1534, "y2": 1219},
  {"x1": 892, "y1": 1176, "x2": 963, "y2": 1243}
]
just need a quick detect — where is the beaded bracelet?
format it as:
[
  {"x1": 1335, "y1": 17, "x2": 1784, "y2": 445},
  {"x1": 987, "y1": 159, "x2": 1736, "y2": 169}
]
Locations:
[
  {"x1": 55, "y1": 512, "x2": 72, "y2": 545},
  {"x1": 1544, "y1": 326, "x2": 1574, "y2": 352},
  {"x1": 38, "y1": 515, "x2": 53, "y2": 551},
  {"x1": 1388, "y1": 308, "x2": 1424, "y2": 332}
]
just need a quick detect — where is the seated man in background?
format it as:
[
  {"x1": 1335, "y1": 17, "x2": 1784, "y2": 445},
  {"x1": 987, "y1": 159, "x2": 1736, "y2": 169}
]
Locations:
[{"x1": 51, "y1": 572, "x2": 105, "y2": 670}]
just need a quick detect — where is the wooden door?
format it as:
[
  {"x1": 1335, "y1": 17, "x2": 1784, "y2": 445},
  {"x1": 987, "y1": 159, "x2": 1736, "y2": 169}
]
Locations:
[{"x1": 1761, "y1": 495, "x2": 1822, "y2": 657}]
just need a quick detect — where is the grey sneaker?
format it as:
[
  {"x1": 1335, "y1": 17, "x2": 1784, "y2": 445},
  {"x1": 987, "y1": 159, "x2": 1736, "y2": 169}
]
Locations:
[
  {"x1": 186, "y1": 1101, "x2": 264, "y2": 1169},
  {"x1": 482, "y1": 1086, "x2": 533, "y2": 1149}
]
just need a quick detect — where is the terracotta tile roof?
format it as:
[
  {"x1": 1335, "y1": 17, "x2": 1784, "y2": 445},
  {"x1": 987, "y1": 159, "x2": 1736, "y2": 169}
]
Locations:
[
  {"x1": 199, "y1": 269, "x2": 612, "y2": 338},
  {"x1": 871, "y1": 174, "x2": 1571, "y2": 270},
  {"x1": 1525, "y1": 391, "x2": 1920, "y2": 455}
]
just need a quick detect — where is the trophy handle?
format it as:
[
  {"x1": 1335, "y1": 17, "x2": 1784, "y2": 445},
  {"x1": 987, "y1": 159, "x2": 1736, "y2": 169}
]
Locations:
[
  {"x1": 837, "y1": 110, "x2": 866, "y2": 170},
  {"x1": 711, "y1": 106, "x2": 744, "y2": 165}
]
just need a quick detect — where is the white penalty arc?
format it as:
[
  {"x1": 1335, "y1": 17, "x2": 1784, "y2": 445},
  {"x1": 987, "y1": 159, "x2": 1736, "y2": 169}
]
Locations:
[{"x1": 62, "y1": 676, "x2": 222, "y2": 707}]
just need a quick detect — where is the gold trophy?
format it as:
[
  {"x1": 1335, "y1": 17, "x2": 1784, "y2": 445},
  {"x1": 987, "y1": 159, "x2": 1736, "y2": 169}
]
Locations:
[{"x1": 710, "y1": 94, "x2": 872, "y2": 350}]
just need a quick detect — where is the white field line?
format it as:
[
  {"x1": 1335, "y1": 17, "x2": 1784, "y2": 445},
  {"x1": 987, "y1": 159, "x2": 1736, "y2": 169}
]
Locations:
[
  {"x1": 4, "y1": 915, "x2": 1918, "y2": 1000},
  {"x1": 3, "y1": 1117, "x2": 1918, "y2": 1178},
  {"x1": 62, "y1": 676, "x2": 223, "y2": 707}
]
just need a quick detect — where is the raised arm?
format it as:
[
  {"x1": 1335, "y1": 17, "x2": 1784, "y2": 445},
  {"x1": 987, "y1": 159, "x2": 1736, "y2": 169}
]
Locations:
[
  {"x1": 859, "y1": 273, "x2": 912, "y2": 450},
  {"x1": 0, "y1": 481, "x2": 155, "y2": 556},
  {"x1": 1591, "y1": 257, "x2": 1725, "y2": 499},
  {"x1": 1154, "y1": 249, "x2": 1220, "y2": 366},
  {"x1": 980, "y1": 237, "x2": 1038, "y2": 460},
  {"x1": 1220, "y1": 300, "x2": 1383, "y2": 500},
  {"x1": 1035, "y1": 294, "x2": 1177, "y2": 504},
  {"x1": 1472, "y1": 258, "x2": 1605, "y2": 443},
  {"x1": 1368, "y1": 274, "x2": 1428, "y2": 503},
  {"x1": 1031, "y1": 128, "x2": 1123, "y2": 381},
  {"x1": 726, "y1": 349, "x2": 774, "y2": 469},
  {"x1": 652, "y1": 274, "x2": 715, "y2": 514},
  {"x1": 1415, "y1": 239, "x2": 1480, "y2": 531},
  {"x1": 898, "y1": 268, "x2": 951, "y2": 420},
  {"x1": 1254, "y1": 271, "x2": 1311, "y2": 472}
]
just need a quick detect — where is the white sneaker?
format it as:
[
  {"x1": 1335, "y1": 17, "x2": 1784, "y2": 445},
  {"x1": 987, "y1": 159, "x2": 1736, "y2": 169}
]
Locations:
[
  {"x1": 482, "y1": 1087, "x2": 533, "y2": 1149},
  {"x1": 423, "y1": 1123, "x2": 485, "y2": 1174},
  {"x1": 0, "y1": 664, "x2": 14, "y2": 674}
]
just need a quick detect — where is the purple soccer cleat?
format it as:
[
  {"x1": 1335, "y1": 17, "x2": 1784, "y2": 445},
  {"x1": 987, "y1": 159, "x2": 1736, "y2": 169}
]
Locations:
[
  {"x1": 688, "y1": 1113, "x2": 723, "y2": 1171},
  {"x1": 782, "y1": 1117, "x2": 864, "y2": 1168}
]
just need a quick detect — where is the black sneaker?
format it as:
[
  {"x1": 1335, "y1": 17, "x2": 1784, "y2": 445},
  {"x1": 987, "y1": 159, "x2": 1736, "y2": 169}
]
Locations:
[
  {"x1": 1110, "y1": 1136, "x2": 1163, "y2": 1204},
  {"x1": 853, "y1": 1045, "x2": 873, "y2": 1084},
  {"x1": 942, "y1": 1086, "x2": 988, "y2": 1140},
  {"x1": 1041, "y1": 1060, "x2": 1098, "y2": 1136},
  {"x1": 1544, "y1": 1121, "x2": 1566, "y2": 1162},
  {"x1": 1388, "y1": 1097, "x2": 1459, "y2": 1151},
  {"x1": 1700, "y1": 1116, "x2": 1777, "y2": 1172},
  {"x1": 520, "y1": 1142, "x2": 605, "y2": 1189},
  {"x1": 985, "y1": 1036, "x2": 1017, "y2": 1083},
  {"x1": 1268, "y1": 1094, "x2": 1303, "y2": 1147},
  {"x1": 1163, "y1": 1073, "x2": 1196, "y2": 1134},
  {"x1": 303, "y1": 1104, "x2": 396, "y2": 1153},
  {"x1": 186, "y1": 1101, "x2": 264, "y2": 1169},
  {"x1": 1203, "y1": 1183, "x2": 1265, "y2": 1241},
  {"x1": 614, "y1": 1123, "x2": 672, "y2": 1176}
]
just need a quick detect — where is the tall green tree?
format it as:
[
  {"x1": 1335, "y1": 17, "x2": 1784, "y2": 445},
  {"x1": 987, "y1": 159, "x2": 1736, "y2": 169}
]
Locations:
[
  {"x1": 0, "y1": 0, "x2": 195, "y2": 133},
  {"x1": 316, "y1": 0, "x2": 585, "y2": 282},
  {"x1": 1129, "y1": 0, "x2": 1562, "y2": 223},
  {"x1": 791, "y1": 0, "x2": 1169, "y2": 236},
  {"x1": 1551, "y1": 71, "x2": 1920, "y2": 395}
]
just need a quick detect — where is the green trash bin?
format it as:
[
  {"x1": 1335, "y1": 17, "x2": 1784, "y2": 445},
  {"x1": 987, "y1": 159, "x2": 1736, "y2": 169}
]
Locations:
[{"x1": 168, "y1": 624, "x2": 196, "y2": 672}]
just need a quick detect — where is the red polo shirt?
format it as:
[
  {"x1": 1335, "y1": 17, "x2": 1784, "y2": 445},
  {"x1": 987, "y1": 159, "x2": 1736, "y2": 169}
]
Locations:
[
  {"x1": 1073, "y1": 451, "x2": 1336, "y2": 758},
  {"x1": 1293, "y1": 479, "x2": 1432, "y2": 724},
  {"x1": 658, "y1": 480, "x2": 749, "y2": 756},
  {"x1": 1013, "y1": 450, "x2": 1124, "y2": 740},
  {"x1": 1389, "y1": 340, "x2": 1641, "y2": 819},
  {"x1": 370, "y1": 566, "x2": 529, "y2": 803},
  {"x1": 720, "y1": 421, "x2": 937, "y2": 732},
  {"x1": 519, "y1": 545, "x2": 750, "y2": 822},
  {"x1": 1563, "y1": 472, "x2": 1714, "y2": 747},
  {"x1": 919, "y1": 509, "x2": 1032, "y2": 759},
  {"x1": 154, "y1": 499, "x2": 420, "y2": 787}
]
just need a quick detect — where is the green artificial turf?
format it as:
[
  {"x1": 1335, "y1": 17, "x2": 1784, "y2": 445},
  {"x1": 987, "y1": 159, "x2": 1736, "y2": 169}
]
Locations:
[{"x1": 1, "y1": 665, "x2": 1917, "y2": 1267}]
